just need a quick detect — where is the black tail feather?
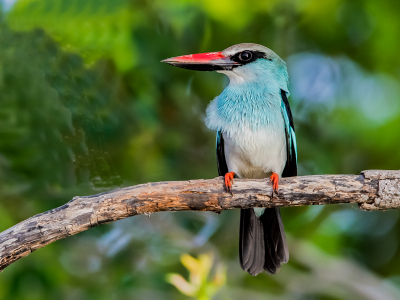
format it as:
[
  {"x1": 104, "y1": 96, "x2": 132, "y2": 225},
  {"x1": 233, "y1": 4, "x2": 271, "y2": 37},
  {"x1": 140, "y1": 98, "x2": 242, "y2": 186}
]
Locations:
[{"x1": 239, "y1": 208, "x2": 288, "y2": 276}]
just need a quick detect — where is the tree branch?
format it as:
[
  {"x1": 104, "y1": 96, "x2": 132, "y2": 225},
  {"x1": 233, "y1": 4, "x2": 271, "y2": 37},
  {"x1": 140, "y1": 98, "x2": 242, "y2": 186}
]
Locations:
[{"x1": 0, "y1": 170, "x2": 399, "y2": 272}]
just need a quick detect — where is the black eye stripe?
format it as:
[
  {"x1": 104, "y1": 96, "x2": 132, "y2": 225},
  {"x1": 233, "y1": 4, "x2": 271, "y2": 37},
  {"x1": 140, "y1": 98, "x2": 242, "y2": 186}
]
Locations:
[{"x1": 230, "y1": 50, "x2": 270, "y2": 65}]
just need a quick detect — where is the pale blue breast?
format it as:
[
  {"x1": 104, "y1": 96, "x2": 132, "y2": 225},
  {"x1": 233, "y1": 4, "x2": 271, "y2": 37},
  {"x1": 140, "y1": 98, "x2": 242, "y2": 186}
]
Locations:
[{"x1": 206, "y1": 85, "x2": 282, "y2": 133}]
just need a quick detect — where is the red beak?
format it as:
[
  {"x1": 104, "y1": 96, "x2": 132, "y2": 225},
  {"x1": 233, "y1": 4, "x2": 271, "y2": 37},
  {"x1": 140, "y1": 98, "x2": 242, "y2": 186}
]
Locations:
[{"x1": 161, "y1": 51, "x2": 239, "y2": 71}]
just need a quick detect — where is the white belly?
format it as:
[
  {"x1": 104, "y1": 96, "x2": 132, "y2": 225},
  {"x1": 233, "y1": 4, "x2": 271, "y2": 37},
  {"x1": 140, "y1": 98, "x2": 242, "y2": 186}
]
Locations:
[{"x1": 223, "y1": 126, "x2": 287, "y2": 179}]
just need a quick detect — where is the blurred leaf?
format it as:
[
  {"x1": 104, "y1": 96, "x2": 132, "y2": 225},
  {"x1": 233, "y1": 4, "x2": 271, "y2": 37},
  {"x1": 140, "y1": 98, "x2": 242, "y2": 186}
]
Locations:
[
  {"x1": 167, "y1": 253, "x2": 226, "y2": 300},
  {"x1": 166, "y1": 274, "x2": 197, "y2": 297},
  {"x1": 7, "y1": 0, "x2": 136, "y2": 71}
]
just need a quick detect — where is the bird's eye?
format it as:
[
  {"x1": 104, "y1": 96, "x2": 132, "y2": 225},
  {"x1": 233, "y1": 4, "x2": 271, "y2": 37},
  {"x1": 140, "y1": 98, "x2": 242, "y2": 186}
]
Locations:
[{"x1": 239, "y1": 51, "x2": 253, "y2": 62}]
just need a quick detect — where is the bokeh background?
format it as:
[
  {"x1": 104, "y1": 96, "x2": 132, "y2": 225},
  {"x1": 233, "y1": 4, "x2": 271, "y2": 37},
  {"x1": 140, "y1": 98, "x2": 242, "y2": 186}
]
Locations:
[{"x1": 0, "y1": 0, "x2": 400, "y2": 299}]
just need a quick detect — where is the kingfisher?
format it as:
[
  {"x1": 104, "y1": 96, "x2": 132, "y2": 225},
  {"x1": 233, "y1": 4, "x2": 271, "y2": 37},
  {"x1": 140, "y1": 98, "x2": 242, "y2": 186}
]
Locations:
[{"x1": 162, "y1": 43, "x2": 297, "y2": 276}]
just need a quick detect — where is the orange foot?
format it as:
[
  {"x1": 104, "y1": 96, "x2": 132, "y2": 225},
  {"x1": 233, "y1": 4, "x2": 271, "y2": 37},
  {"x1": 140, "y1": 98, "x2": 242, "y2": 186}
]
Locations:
[
  {"x1": 270, "y1": 172, "x2": 279, "y2": 194},
  {"x1": 224, "y1": 172, "x2": 235, "y2": 193}
]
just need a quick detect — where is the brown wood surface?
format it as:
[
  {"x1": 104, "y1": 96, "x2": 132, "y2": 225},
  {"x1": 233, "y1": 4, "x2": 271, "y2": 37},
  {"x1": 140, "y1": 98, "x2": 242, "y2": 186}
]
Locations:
[{"x1": 0, "y1": 170, "x2": 399, "y2": 272}]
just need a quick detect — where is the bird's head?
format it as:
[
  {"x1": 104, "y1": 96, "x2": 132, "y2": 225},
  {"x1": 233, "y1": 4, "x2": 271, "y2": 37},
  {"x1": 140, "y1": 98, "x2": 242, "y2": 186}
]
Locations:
[{"x1": 162, "y1": 43, "x2": 288, "y2": 85}]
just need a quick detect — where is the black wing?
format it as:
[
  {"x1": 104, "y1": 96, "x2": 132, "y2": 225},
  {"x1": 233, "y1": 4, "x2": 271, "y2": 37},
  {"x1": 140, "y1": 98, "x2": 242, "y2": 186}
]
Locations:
[
  {"x1": 216, "y1": 130, "x2": 229, "y2": 176},
  {"x1": 280, "y1": 89, "x2": 297, "y2": 178}
]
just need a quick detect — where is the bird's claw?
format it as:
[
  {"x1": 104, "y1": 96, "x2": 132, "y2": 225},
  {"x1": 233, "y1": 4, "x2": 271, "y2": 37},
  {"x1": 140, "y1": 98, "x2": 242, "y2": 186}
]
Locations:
[
  {"x1": 224, "y1": 172, "x2": 235, "y2": 194},
  {"x1": 270, "y1": 172, "x2": 280, "y2": 198}
]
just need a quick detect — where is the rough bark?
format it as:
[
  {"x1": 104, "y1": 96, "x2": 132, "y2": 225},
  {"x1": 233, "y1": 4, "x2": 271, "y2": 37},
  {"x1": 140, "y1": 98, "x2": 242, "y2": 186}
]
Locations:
[{"x1": 0, "y1": 170, "x2": 399, "y2": 272}]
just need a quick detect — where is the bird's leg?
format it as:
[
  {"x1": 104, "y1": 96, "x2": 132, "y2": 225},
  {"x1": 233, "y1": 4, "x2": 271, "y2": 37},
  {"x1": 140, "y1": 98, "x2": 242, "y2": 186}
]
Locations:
[
  {"x1": 270, "y1": 172, "x2": 279, "y2": 197},
  {"x1": 224, "y1": 172, "x2": 235, "y2": 194}
]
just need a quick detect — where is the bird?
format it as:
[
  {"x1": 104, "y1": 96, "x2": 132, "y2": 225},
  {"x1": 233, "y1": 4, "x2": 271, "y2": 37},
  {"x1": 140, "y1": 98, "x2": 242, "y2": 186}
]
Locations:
[{"x1": 162, "y1": 43, "x2": 297, "y2": 276}]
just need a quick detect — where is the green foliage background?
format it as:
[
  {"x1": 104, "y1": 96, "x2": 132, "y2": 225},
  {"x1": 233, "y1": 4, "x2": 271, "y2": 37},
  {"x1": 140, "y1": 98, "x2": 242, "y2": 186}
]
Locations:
[{"x1": 0, "y1": 0, "x2": 400, "y2": 299}]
